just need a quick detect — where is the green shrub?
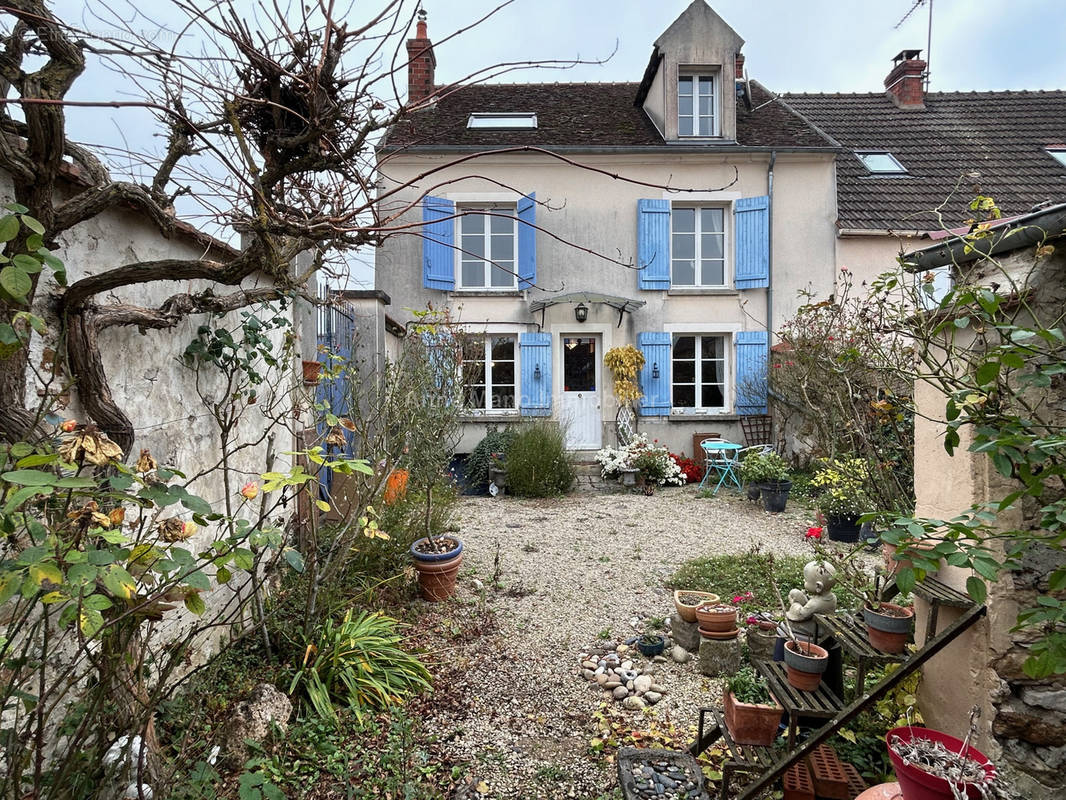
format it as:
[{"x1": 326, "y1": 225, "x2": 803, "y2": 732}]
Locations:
[
  {"x1": 288, "y1": 609, "x2": 431, "y2": 723},
  {"x1": 504, "y1": 421, "x2": 574, "y2": 497},
  {"x1": 465, "y1": 428, "x2": 516, "y2": 491},
  {"x1": 737, "y1": 449, "x2": 789, "y2": 484},
  {"x1": 726, "y1": 664, "x2": 774, "y2": 705}
]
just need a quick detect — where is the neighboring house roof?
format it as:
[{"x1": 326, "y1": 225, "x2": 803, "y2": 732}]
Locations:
[
  {"x1": 780, "y1": 90, "x2": 1066, "y2": 232},
  {"x1": 382, "y1": 81, "x2": 833, "y2": 152}
]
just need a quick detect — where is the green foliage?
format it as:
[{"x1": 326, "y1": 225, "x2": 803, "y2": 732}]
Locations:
[
  {"x1": 726, "y1": 664, "x2": 773, "y2": 705},
  {"x1": 465, "y1": 428, "x2": 516, "y2": 491},
  {"x1": 503, "y1": 421, "x2": 574, "y2": 497},
  {"x1": 0, "y1": 204, "x2": 66, "y2": 310},
  {"x1": 737, "y1": 449, "x2": 789, "y2": 484},
  {"x1": 288, "y1": 609, "x2": 431, "y2": 723},
  {"x1": 811, "y1": 458, "x2": 873, "y2": 519}
]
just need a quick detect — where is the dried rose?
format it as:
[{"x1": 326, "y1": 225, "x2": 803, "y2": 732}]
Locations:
[
  {"x1": 61, "y1": 419, "x2": 78, "y2": 433},
  {"x1": 240, "y1": 481, "x2": 259, "y2": 500},
  {"x1": 136, "y1": 448, "x2": 157, "y2": 474}
]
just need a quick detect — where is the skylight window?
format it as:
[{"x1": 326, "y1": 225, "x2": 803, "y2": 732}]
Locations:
[
  {"x1": 467, "y1": 113, "x2": 537, "y2": 129},
  {"x1": 857, "y1": 151, "x2": 907, "y2": 174},
  {"x1": 1047, "y1": 147, "x2": 1066, "y2": 167}
]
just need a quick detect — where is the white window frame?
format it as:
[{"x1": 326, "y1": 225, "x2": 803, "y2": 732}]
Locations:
[
  {"x1": 856, "y1": 150, "x2": 907, "y2": 174},
  {"x1": 467, "y1": 113, "x2": 537, "y2": 129},
  {"x1": 670, "y1": 204, "x2": 729, "y2": 287},
  {"x1": 1046, "y1": 147, "x2": 1066, "y2": 167},
  {"x1": 677, "y1": 70, "x2": 718, "y2": 138},
  {"x1": 462, "y1": 334, "x2": 519, "y2": 415},
  {"x1": 670, "y1": 333, "x2": 730, "y2": 413},
  {"x1": 456, "y1": 204, "x2": 518, "y2": 291}
]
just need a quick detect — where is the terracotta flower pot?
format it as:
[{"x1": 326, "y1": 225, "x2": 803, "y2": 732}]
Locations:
[
  {"x1": 673, "y1": 590, "x2": 721, "y2": 623},
  {"x1": 410, "y1": 537, "x2": 463, "y2": 602},
  {"x1": 695, "y1": 604, "x2": 737, "y2": 632},
  {"x1": 886, "y1": 726, "x2": 996, "y2": 800},
  {"x1": 783, "y1": 640, "x2": 829, "y2": 691},
  {"x1": 863, "y1": 602, "x2": 915, "y2": 654},
  {"x1": 723, "y1": 689, "x2": 782, "y2": 746}
]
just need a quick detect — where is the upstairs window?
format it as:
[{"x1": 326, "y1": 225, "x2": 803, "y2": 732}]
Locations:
[
  {"x1": 1046, "y1": 147, "x2": 1066, "y2": 167},
  {"x1": 671, "y1": 206, "x2": 726, "y2": 286},
  {"x1": 463, "y1": 336, "x2": 516, "y2": 412},
  {"x1": 857, "y1": 151, "x2": 907, "y2": 174},
  {"x1": 678, "y1": 73, "x2": 716, "y2": 137},
  {"x1": 459, "y1": 207, "x2": 517, "y2": 289},
  {"x1": 467, "y1": 113, "x2": 537, "y2": 129}
]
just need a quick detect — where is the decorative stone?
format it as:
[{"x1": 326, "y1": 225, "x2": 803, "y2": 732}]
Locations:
[
  {"x1": 669, "y1": 613, "x2": 701, "y2": 652},
  {"x1": 634, "y1": 675, "x2": 653, "y2": 694},
  {"x1": 596, "y1": 673, "x2": 609, "y2": 685},
  {"x1": 582, "y1": 669, "x2": 596, "y2": 681},
  {"x1": 604, "y1": 680, "x2": 621, "y2": 690},
  {"x1": 644, "y1": 691, "x2": 662, "y2": 705},
  {"x1": 653, "y1": 655, "x2": 668, "y2": 663},
  {"x1": 613, "y1": 686, "x2": 630, "y2": 700},
  {"x1": 622, "y1": 696, "x2": 646, "y2": 711},
  {"x1": 669, "y1": 645, "x2": 691, "y2": 663},
  {"x1": 626, "y1": 680, "x2": 634, "y2": 691},
  {"x1": 223, "y1": 683, "x2": 292, "y2": 762},
  {"x1": 617, "y1": 644, "x2": 629, "y2": 654},
  {"x1": 698, "y1": 636, "x2": 742, "y2": 677},
  {"x1": 582, "y1": 660, "x2": 597, "y2": 670},
  {"x1": 621, "y1": 659, "x2": 633, "y2": 671},
  {"x1": 649, "y1": 683, "x2": 666, "y2": 693}
]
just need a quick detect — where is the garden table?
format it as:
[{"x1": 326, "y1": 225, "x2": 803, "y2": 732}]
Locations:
[{"x1": 698, "y1": 439, "x2": 743, "y2": 493}]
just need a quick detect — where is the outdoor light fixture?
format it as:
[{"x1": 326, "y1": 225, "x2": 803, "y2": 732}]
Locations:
[
  {"x1": 574, "y1": 302, "x2": 588, "y2": 323},
  {"x1": 533, "y1": 364, "x2": 542, "y2": 380},
  {"x1": 652, "y1": 362, "x2": 660, "y2": 379}
]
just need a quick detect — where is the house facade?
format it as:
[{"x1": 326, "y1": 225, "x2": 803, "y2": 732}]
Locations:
[{"x1": 375, "y1": 1, "x2": 838, "y2": 455}]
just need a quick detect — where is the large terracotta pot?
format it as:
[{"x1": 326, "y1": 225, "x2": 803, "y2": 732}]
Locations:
[
  {"x1": 410, "y1": 537, "x2": 463, "y2": 602},
  {"x1": 783, "y1": 640, "x2": 829, "y2": 691},
  {"x1": 886, "y1": 726, "x2": 996, "y2": 800},
  {"x1": 723, "y1": 689, "x2": 782, "y2": 746},
  {"x1": 695, "y1": 604, "x2": 737, "y2": 632},
  {"x1": 673, "y1": 590, "x2": 720, "y2": 623},
  {"x1": 863, "y1": 603, "x2": 915, "y2": 654}
]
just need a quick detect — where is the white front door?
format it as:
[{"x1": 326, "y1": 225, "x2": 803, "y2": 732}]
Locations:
[{"x1": 561, "y1": 334, "x2": 601, "y2": 449}]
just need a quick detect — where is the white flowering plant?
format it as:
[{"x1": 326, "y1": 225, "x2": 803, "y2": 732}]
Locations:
[{"x1": 594, "y1": 434, "x2": 686, "y2": 486}]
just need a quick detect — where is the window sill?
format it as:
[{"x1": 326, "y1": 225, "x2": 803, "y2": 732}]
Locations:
[
  {"x1": 459, "y1": 413, "x2": 521, "y2": 423},
  {"x1": 449, "y1": 290, "x2": 524, "y2": 298},
  {"x1": 667, "y1": 288, "x2": 739, "y2": 296},
  {"x1": 669, "y1": 411, "x2": 740, "y2": 421}
]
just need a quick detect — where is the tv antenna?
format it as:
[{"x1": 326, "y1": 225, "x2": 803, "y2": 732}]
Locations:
[{"x1": 895, "y1": 0, "x2": 933, "y2": 90}]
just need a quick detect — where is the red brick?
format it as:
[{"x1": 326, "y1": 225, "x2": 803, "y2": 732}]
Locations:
[
  {"x1": 842, "y1": 763, "x2": 869, "y2": 799},
  {"x1": 806, "y1": 744, "x2": 849, "y2": 800},
  {"x1": 783, "y1": 762, "x2": 815, "y2": 800}
]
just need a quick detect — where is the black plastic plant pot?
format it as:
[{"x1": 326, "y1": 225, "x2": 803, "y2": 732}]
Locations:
[
  {"x1": 827, "y1": 516, "x2": 862, "y2": 542},
  {"x1": 759, "y1": 480, "x2": 791, "y2": 513},
  {"x1": 637, "y1": 635, "x2": 666, "y2": 657}
]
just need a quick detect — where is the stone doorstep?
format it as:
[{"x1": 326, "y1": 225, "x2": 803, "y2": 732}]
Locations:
[
  {"x1": 783, "y1": 761, "x2": 815, "y2": 800},
  {"x1": 805, "y1": 744, "x2": 850, "y2": 800}
]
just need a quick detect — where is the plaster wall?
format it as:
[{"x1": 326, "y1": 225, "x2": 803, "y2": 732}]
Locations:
[
  {"x1": 374, "y1": 150, "x2": 836, "y2": 454},
  {"x1": 5, "y1": 172, "x2": 296, "y2": 663},
  {"x1": 837, "y1": 233, "x2": 923, "y2": 291}
]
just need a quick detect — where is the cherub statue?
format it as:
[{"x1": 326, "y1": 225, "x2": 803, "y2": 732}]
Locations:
[{"x1": 785, "y1": 560, "x2": 838, "y2": 635}]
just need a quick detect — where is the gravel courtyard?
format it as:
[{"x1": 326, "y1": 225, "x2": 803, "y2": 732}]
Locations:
[{"x1": 421, "y1": 483, "x2": 816, "y2": 799}]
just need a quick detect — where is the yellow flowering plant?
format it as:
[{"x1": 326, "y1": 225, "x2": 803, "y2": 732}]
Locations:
[
  {"x1": 810, "y1": 457, "x2": 872, "y2": 519},
  {"x1": 604, "y1": 345, "x2": 645, "y2": 405}
]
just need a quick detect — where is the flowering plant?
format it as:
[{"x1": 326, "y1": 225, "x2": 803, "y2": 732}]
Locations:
[
  {"x1": 603, "y1": 345, "x2": 645, "y2": 405},
  {"x1": 670, "y1": 452, "x2": 704, "y2": 484},
  {"x1": 810, "y1": 458, "x2": 872, "y2": 519},
  {"x1": 729, "y1": 589, "x2": 758, "y2": 613},
  {"x1": 802, "y1": 525, "x2": 893, "y2": 609},
  {"x1": 594, "y1": 433, "x2": 685, "y2": 486}
]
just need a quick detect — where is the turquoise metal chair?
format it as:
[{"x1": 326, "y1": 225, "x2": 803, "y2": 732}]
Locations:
[{"x1": 698, "y1": 439, "x2": 743, "y2": 493}]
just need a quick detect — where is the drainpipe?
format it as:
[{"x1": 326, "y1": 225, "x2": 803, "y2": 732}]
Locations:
[{"x1": 766, "y1": 150, "x2": 776, "y2": 348}]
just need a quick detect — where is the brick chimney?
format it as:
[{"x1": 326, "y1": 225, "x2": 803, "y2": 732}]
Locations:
[
  {"x1": 885, "y1": 49, "x2": 926, "y2": 109},
  {"x1": 735, "y1": 52, "x2": 745, "y2": 78},
  {"x1": 406, "y1": 9, "x2": 436, "y2": 106}
]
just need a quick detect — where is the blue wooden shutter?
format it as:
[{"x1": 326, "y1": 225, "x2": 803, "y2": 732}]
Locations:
[
  {"x1": 423, "y1": 195, "x2": 455, "y2": 290},
  {"x1": 517, "y1": 192, "x2": 536, "y2": 289},
  {"x1": 637, "y1": 331, "x2": 672, "y2": 416},
  {"x1": 734, "y1": 195, "x2": 769, "y2": 289},
  {"x1": 519, "y1": 332, "x2": 551, "y2": 416},
  {"x1": 637, "y1": 199, "x2": 671, "y2": 290},
  {"x1": 735, "y1": 330, "x2": 769, "y2": 415}
]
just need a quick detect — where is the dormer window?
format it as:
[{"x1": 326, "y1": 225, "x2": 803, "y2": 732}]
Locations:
[
  {"x1": 678, "y1": 72, "x2": 717, "y2": 137},
  {"x1": 1047, "y1": 147, "x2": 1066, "y2": 167},
  {"x1": 467, "y1": 113, "x2": 537, "y2": 129},
  {"x1": 857, "y1": 151, "x2": 907, "y2": 174}
]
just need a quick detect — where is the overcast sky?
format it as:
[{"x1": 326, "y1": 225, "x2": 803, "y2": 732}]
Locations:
[
  {"x1": 425, "y1": 0, "x2": 1066, "y2": 93},
  {"x1": 44, "y1": 0, "x2": 1066, "y2": 286}
]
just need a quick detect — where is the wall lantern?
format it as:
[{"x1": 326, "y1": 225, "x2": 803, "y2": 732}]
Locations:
[
  {"x1": 652, "y1": 362, "x2": 660, "y2": 379},
  {"x1": 533, "y1": 364, "x2": 542, "y2": 380},
  {"x1": 574, "y1": 302, "x2": 588, "y2": 323}
]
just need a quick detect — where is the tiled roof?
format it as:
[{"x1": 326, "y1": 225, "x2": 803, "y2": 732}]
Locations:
[
  {"x1": 382, "y1": 80, "x2": 832, "y2": 150},
  {"x1": 780, "y1": 91, "x2": 1066, "y2": 231}
]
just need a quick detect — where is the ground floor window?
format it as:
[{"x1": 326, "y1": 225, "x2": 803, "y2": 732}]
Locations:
[
  {"x1": 672, "y1": 334, "x2": 726, "y2": 409},
  {"x1": 462, "y1": 335, "x2": 516, "y2": 411}
]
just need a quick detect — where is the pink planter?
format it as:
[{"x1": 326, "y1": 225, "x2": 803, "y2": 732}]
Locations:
[{"x1": 886, "y1": 727, "x2": 996, "y2": 800}]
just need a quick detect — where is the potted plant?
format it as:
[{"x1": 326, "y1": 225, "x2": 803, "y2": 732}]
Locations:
[
  {"x1": 487, "y1": 452, "x2": 507, "y2": 492},
  {"x1": 743, "y1": 612, "x2": 780, "y2": 661},
  {"x1": 695, "y1": 604, "x2": 738, "y2": 637},
  {"x1": 723, "y1": 665, "x2": 783, "y2": 746},
  {"x1": 739, "y1": 450, "x2": 791, "y2": 512},
  {"x1": 637, "y1": 633, "x2": 666, "y2": 657},
  {"x1": 810, "y1": 458, "x2": 873, "y2": 541},
  {"x1": 673, "y1": 590, "x2": 721, "y2": 623},
  {"x1": 783, "y1": 639, "x2": 830, "y2": 691},
  {"x1": 886, "y1": 723, "x2": 998, "y2": 800}
]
